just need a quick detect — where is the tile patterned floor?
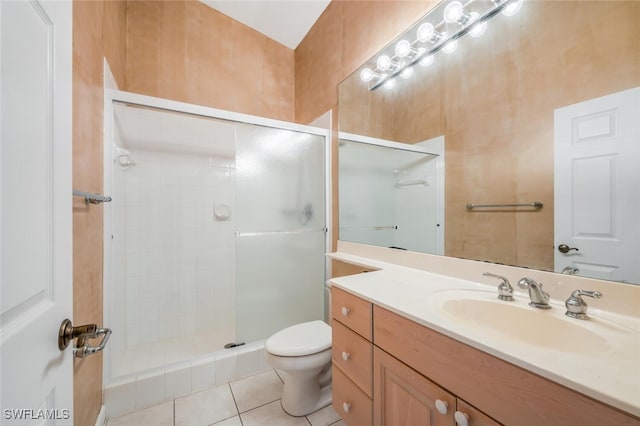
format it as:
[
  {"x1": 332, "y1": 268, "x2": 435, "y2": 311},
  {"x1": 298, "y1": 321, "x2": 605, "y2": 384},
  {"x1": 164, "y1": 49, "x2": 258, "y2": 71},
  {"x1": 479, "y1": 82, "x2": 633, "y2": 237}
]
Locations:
[{"x1": 107, "y1": 369, "x2": 345, "y2": 426}]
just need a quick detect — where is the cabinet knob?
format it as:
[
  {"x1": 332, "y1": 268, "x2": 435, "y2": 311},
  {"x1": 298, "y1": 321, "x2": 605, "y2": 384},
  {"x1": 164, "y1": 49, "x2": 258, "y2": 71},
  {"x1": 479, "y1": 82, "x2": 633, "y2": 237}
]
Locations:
[
  {"x1": 341, "y1": 307, "x2": 350, "y2": 316},
  {"x1": 454, "y1": 411, "x2": 469, "y2": 426},
  {"x1": 342, "y1": 351, "x2": 350, "y2": 361},
  {"x1": 435, "y1": 399, "x2": 448, "y2": 415},
  {"x1": 342, "y1": 402, "x2": 351, "y2": 413}
]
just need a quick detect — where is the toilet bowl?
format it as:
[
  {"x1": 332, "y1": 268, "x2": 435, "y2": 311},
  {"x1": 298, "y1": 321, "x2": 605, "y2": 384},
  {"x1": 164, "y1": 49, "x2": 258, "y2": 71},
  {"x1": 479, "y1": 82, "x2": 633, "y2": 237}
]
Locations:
[{"x1": 265, "y1": 320, "x2": 332, "y2": 416}]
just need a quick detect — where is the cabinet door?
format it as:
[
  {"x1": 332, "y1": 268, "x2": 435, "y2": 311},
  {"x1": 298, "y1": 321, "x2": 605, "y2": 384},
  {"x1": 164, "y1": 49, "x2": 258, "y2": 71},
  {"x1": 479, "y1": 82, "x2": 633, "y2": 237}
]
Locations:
[
  {"x1": 455, "y1": 400, "x2": 502, "y2": 426},
  {"x1": 374, "y1": 347, "x2": 455, "y2": 426}
]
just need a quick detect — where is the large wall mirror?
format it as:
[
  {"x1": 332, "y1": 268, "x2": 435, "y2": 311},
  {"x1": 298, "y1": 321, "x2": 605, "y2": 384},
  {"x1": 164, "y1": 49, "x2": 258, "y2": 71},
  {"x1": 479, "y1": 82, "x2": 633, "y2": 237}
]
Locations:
[{"x1": 338, "y1": 0, "x2": 640, "y2": 285}]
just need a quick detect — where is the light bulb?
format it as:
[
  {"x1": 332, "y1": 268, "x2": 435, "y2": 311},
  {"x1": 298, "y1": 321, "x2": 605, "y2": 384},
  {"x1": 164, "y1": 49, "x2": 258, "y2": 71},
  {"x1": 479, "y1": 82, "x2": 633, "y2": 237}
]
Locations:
[
  {"x1": 360, "y1": 68, "x2": 375, "y2": 82},
  {"x1": 468, "y1": 13, "x2": 487, "y2": 37},
  {"x1": 377, "y1": 55, "x2": 392, "y2": 71},
  {"x1": 419, "y1": 54, "x2": 434, "y2": 67},
  {"x1": 443, "y1": 1, "x2": 469, "y2": 24},
  {"x1": 384, "y1": 78, "x2": 396, "y2": 89},
  {"x1": 442, "y1": 39, "x2": 458, "y2": 54},
  {"x1": 395, "y1": 40, "x2": 413, "y2": 58},
  {"x1": 502, "y1": 0, "x2": 523, "y2": 16},
  {"x1": 417, "y1": 23, "x2": 435, "y2": 43},
  {"x1": 400, "y1": 67, "x2": 413, "y2": 79}
]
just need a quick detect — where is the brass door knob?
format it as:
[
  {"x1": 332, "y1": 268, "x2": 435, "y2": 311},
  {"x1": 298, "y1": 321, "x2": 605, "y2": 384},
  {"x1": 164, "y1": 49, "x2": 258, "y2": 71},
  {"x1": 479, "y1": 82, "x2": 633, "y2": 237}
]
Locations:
[
  {"x1": 58, "y1": 319, "x2": 97, "y2": 350},
  {"x1": 558, "y1": 244, "x2": 579, "y2": 254}
]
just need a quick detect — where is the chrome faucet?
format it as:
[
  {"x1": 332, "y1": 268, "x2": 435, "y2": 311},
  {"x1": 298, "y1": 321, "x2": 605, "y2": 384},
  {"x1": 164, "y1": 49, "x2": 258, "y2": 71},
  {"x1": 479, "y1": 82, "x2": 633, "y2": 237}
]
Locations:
[
  {"x1": 483, "y1": 272, "x2": 514, "y2": 301},
  {"x1": 565, "y1": 290, "x2": 603, "y2": 320},
  {"x1": 517, "y1": 277, "x2": 551, "y2": 309}
]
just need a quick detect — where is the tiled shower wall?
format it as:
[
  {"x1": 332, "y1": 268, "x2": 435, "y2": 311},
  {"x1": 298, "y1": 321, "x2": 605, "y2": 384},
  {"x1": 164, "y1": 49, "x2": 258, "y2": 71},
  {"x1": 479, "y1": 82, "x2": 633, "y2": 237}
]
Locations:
[{"x1": 114, "y1": 150, "x2": 236, "y2": 348}]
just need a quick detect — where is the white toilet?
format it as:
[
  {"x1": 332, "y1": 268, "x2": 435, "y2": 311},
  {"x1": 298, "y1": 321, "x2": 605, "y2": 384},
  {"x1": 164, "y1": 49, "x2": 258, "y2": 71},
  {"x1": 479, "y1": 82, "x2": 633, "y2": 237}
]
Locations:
[{"x1": 265, "y1": 320, "x2": 332, "y2": 416}]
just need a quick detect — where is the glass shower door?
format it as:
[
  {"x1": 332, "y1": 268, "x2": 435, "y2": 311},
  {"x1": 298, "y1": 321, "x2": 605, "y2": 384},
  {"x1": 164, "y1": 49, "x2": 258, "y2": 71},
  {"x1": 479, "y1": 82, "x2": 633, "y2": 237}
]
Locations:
[{"x1": 235, "y1": 123, "x2": 326, "y2": 343}]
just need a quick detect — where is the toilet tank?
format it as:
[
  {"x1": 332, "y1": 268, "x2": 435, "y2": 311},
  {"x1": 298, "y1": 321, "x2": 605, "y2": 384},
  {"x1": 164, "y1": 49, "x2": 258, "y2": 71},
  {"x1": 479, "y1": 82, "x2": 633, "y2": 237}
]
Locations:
[{"x1": 324, "y1": 281, "x2": 332, "y2": 324}]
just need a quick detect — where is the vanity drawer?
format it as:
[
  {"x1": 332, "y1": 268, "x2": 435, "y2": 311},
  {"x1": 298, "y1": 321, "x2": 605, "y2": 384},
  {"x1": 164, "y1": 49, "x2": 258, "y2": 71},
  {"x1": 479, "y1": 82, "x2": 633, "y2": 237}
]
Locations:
[
  {"x1": 333, "y1": 364, "x2": 373, "y2": 426},
  {"x1": 332, "y1": 287, "x2": 372, "y2": 341},
  {"x1": 332, "y1": 320, "x2": 373, "y2": 398},
  {"x1": 456, "y1": 399, "x2": 501, "y2": 426}
]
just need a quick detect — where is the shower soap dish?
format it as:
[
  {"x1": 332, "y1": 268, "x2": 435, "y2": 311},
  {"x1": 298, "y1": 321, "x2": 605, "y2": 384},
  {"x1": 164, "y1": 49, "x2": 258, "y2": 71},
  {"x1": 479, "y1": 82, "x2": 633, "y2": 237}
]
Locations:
[{"x1": 214, "y1": 204, "x2": 231, "y2": 221}]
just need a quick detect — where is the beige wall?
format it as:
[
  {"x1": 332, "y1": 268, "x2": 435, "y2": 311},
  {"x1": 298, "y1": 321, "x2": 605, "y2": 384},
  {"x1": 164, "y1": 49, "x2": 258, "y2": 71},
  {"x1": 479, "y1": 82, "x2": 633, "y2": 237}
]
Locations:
[
  {"x1": 336, "y1": 1, "x2": 640, "y2": 270},
  {"x1": 295, "y1": 0, "x2": 435, "y2": 125},
  {"x1": 294, "y1": 1, "x2": 437, "y2": 250},
  {"x1": 72, "y1": 1, "x2": 294, "y2": 424},
  {"x1": 73, "y1": 1, "x2": 126, "y2": 425},
  {"x1": 124, "y1": 0, "x2": 295, "y2": 121}
]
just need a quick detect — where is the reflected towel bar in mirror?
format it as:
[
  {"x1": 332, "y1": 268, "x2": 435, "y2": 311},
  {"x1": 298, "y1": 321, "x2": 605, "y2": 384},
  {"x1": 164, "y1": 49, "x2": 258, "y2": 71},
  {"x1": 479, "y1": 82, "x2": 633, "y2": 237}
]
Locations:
[
  {"x1": 339, "y1": 225, "x2": 399, "y2": 231},
  {"x1": 466, "y1": 202, "x2": 543, "y2": 210}
]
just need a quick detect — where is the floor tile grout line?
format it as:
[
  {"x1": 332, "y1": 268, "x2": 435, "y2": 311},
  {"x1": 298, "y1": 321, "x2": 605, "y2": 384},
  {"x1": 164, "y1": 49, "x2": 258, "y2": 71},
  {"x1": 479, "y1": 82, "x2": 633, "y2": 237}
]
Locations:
[
  {"x1": 241, "y1": 397, "x2": 284, "y2": 415},
  {"x1": 228, "y1": 382, "x2": 242, "y2": 417}
]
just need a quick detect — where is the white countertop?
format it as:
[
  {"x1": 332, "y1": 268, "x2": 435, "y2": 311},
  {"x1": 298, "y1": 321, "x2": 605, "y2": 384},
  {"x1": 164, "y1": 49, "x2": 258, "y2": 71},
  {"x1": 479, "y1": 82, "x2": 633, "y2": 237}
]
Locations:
[{"x1": 328, "y1": 252, "x2": 640, "y2": 417}]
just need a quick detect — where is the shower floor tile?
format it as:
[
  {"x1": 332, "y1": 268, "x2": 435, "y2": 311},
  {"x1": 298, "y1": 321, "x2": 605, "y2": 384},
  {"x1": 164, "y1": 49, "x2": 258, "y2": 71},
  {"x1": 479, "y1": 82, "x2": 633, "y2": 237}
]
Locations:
[
  {"x1": 106, "y1": 369, "x2": 343, "y2": 426},
  {"x1": 114, "y1": 329, "x2": 234, "y2": 377}
]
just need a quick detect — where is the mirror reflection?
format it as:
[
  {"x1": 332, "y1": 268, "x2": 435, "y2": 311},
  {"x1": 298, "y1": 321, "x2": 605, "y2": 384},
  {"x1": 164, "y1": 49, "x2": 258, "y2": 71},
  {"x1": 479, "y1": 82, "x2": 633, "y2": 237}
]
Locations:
[{"x1": 338, "y1": 0, "x2": 640, "y2": 284}]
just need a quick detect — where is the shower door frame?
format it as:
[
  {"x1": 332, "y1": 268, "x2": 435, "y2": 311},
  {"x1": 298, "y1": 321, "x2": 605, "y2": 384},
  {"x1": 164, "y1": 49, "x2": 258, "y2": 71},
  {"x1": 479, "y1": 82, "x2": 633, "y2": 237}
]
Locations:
[{"x1": 102, "y1": 89, "x2": 332, "y2": 384}]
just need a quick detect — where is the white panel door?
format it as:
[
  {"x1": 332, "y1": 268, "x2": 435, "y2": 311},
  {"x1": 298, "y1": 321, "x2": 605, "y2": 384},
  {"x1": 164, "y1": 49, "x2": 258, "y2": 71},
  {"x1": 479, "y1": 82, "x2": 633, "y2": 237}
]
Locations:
[
  {"x1": 1, "y1": 0, "x2": 73, "y2": 423},
  {"x1": 554, "y1": 87, "x2": 640, "y2": 283}
]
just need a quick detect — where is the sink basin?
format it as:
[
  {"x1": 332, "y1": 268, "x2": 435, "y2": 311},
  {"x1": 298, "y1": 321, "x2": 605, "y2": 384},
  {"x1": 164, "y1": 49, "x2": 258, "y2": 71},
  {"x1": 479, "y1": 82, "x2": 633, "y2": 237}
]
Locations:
[{"x1": 427, "y1": 289, "x2": 634, "y2": 356}]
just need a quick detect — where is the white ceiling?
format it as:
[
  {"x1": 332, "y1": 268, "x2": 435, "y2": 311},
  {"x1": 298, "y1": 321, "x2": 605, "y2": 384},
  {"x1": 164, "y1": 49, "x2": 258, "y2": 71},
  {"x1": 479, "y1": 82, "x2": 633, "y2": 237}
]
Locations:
[{"x1": 200, "y1": 0, "x2": 331, "y2": 49}]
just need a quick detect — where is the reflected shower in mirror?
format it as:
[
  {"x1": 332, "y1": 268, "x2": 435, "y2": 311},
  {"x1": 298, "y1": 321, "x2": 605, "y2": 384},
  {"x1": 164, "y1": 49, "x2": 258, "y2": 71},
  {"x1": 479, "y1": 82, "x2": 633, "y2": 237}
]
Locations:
[
  {"x1": 339, "y1": 133, "x2": 444, "y2": 255},
  {"x1": 338, "y1": 0, "x2": 640, "y2": 284}
]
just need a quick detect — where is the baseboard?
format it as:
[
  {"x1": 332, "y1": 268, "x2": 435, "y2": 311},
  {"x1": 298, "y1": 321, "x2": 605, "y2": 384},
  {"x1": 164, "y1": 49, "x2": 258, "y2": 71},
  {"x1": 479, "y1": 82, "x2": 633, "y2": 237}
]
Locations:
[{"x1": 94, "y1": 405, "x2": 106, "y2": 426}]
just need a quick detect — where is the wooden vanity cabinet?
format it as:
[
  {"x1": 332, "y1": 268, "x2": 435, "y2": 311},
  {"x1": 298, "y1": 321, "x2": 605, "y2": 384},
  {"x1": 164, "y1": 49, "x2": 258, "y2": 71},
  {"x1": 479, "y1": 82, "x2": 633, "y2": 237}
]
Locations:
[
  {"x1": 331, "y1": 287, "x2": 640, "y2": 425},
  {"x1": 374, "y1": 305, "x2": 640, "y2": 426},
  {"x1": 331, "y1": 288, "x2": 373, "y2": 423}
]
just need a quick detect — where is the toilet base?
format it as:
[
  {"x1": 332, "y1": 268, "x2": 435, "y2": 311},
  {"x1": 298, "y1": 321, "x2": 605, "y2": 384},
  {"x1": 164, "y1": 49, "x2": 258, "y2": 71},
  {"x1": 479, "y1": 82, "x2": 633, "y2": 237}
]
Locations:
[{"x1": 281, "y1": 381, "x2": 332, "y2": 417}]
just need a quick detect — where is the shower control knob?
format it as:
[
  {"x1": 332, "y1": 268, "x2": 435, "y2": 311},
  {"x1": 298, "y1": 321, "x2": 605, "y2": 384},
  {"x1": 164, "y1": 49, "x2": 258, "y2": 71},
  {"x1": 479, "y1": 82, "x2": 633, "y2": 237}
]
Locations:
[
  {"x1": 341, "y1": 307, "x2": 350, "y2": 316},
  {"x1": 342, "y1": 402, "x2": 351, "y2": 413},
  {"x1": 342, "y1": 351, "x2": 350, "y2": 361}
]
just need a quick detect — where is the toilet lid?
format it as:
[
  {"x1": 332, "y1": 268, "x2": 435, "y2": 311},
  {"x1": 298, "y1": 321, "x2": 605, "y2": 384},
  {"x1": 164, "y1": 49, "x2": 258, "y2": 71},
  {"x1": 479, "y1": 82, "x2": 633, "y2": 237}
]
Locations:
[{"x1": 266, "y1": 320, "x2": 332, "y2": 357}]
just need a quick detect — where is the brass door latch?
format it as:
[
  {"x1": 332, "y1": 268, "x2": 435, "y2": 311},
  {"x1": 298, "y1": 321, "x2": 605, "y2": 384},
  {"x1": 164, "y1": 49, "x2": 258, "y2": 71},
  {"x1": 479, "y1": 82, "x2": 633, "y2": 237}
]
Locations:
[{"x1": 58, "y1": 319, "x2": 112, "y2": 358}]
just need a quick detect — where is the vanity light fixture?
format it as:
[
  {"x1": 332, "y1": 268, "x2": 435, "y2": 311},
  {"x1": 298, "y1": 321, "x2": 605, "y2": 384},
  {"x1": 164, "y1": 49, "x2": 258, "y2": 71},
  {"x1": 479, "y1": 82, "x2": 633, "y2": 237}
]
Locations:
[
  {"x1": 417, "y1": 22, "x2": 444, "y2": 44},
  {"x1": 400, "y1": 67, "x2": 414, "y2": 79},
  {"x1": 419, "y1": 54, "x2": 435, "y2": 67},
  {"x1": 443, "y1": 1, "x2": 471, "y2": 25},
  {"x1": 360, "y1": 68, "x2": 384, "y2": 83},
  {"x1": 441, "y1": 38, "x2": 458, "y2": 54},
  {"x1": 468, "y1": 12, "x2": 488, "y2": 38},
  {"x1": 501, "y1": 0, "x2": 523, "y2": 16},
  {"x1": 363, "y1": 0, "x2": 524, "y2": 91},
  {"x1": 395, "y1": 40, "x2": 415, "y2": 58}
]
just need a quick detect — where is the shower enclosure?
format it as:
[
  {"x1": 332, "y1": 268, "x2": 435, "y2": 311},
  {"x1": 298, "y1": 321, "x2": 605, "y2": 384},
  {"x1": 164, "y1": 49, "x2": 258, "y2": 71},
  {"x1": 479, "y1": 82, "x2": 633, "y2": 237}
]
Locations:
[{"x1": 103, "y1": 91, "x2": 329, "y2": 389}]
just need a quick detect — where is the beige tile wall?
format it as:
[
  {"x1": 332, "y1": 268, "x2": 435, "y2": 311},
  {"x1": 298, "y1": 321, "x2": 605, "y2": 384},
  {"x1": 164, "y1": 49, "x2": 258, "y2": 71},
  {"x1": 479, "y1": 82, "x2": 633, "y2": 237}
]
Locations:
[
  {"x1": 124, "y1": 0, "x2": 295, "y2": 122},
  {"x1": 73, "y1": 1, "x2": 126, "y2": 425},
  {"x1": 333, "y1": 1, "x2": 640, "y2": 269}
]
